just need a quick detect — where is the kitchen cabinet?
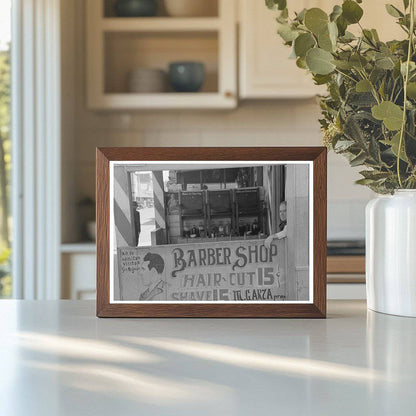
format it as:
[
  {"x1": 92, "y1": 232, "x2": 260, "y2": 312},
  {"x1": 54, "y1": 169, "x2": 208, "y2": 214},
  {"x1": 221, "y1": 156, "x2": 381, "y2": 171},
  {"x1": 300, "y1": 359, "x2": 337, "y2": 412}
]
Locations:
[
  {"x1": 86, "y1": 0, "x2": 237, "y2": 109},
  {"x1": 61, "y1": 244, "x2": 97, "y2": 300},
  {"x1": 239, "y1": 0, "x2": 322, "y2": 99},
  {"x1": 238, "y1": 0, "x2": 404, "y2": 99}
]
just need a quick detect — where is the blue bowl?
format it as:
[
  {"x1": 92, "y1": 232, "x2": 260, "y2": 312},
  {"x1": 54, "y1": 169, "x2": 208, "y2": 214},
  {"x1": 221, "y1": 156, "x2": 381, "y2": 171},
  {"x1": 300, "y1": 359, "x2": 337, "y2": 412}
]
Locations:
[
  {"x1": 114, "y1": 0, "x2": 158, "y2": 17},
  {"x1": 169, "y1": 62, "x2": 205, "y2": 93}
]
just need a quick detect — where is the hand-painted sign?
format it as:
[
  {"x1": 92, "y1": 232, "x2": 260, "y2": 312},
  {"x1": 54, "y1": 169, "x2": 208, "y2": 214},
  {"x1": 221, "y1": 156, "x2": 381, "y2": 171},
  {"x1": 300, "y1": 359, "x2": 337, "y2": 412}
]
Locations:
[{"x1": 117, "y1": 239, "x2": 287, "y2": 302}]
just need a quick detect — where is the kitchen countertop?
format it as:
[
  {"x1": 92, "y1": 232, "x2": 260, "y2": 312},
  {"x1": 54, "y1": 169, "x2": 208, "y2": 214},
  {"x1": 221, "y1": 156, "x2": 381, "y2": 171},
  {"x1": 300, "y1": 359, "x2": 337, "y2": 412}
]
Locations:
[{"x1": 0, "y1": 300, "x2": 415, "y2": 415}]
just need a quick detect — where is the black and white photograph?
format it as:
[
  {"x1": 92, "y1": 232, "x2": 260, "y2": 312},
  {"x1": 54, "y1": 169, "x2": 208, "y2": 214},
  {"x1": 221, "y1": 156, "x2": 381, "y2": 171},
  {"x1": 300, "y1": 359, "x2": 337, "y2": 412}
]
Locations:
[{"x1": 110, "y1": 161, "x2": 312, "y2": 303}]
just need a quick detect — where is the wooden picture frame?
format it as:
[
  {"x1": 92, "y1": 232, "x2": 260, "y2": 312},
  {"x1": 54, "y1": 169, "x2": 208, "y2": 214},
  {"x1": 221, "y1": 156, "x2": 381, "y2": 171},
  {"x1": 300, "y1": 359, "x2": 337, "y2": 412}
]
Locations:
[{"x1": 96, "y1": 147, "x2": 327, "y2": 318}]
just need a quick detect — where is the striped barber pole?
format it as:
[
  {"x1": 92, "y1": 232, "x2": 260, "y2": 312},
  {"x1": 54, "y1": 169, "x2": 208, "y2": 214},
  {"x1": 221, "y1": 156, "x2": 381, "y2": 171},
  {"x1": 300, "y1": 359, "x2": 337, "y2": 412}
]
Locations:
[
  {"x1": 114, "y1": 166, "x2": 135, "y2": 247},
  {"x1": 152, "y1": 171, "x2": 166, "y2": 230}
]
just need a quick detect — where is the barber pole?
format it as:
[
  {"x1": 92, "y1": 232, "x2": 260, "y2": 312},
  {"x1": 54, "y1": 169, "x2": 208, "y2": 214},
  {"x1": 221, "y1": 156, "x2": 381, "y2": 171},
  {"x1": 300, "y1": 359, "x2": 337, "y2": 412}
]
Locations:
[
  {"x1": 152, "y1": 171, "x2": 166, "y2": 230},
  {"x1": 113, "y1": 166, "x2": 135, "y2": 247}
]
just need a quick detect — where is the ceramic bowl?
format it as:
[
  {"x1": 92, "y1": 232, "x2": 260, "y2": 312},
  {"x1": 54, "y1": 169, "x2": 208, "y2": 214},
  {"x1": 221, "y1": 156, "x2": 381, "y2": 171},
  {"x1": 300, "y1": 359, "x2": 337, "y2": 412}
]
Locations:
[
  {"x1": 168, "y1": 62, "x2": 205, "y2": 93},
  {"x1": 127, "y1": 68, "x2": 167, "y2": 93},
  {"x1": 114, "y1": 0, "x2": 158, "y2": 17}
]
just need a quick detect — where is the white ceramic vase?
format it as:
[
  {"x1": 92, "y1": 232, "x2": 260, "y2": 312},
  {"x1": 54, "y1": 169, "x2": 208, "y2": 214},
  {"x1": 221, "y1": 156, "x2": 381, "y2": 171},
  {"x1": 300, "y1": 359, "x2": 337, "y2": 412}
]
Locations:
[{"x1": 366, "y1": 190, "x2": 416, "y2": 317}]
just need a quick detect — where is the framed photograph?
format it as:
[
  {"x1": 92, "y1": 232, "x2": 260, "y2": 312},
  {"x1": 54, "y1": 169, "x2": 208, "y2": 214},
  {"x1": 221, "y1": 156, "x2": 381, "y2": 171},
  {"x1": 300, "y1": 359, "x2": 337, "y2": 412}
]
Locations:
[{"x1": 96, "y1": 147, "x2": 327, "y2": 318}]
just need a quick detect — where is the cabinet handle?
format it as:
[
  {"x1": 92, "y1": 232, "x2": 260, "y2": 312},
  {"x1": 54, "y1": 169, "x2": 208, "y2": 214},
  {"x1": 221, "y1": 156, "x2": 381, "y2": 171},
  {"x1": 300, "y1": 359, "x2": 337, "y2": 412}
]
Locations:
[{"x1": 225, "y1": 91, "x2": 234, "y2": 98}]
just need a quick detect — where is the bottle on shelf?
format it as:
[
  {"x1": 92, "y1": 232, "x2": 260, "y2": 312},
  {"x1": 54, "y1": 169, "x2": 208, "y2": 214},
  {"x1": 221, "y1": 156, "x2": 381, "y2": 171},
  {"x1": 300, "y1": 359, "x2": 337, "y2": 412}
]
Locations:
[
  {"x1": 209, "y1": 225, "x2": 217, "y2": 239},
  {"x1": 218, "y1": 222, "x2": 224, "y2": 237},
  {"x1": 224, "y1": 222, "x2": 231, "y2": 237},
  {"x1": 190, "y1": 225, "x2": 199, "y2": 238},
  {"x1": 252, "y1": 219, "x2": 259, "y2": 235},
  {"x1": 198, "y1": 223, "x2": 205, "y2": 238}
]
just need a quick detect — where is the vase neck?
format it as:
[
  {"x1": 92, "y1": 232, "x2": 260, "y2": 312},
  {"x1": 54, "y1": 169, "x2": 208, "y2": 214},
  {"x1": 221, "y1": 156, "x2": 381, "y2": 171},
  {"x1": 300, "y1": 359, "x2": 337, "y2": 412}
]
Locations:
[{"x1": 394, "y1": 190, "x2": 416, "y2": 196}]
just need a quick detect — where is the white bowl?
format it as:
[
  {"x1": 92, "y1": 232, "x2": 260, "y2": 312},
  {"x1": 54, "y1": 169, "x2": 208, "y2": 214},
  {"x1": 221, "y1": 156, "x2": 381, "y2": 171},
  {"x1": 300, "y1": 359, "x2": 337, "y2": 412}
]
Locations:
[
  {"x1": 165, "y1": 0, "x2": 217, "y2": 17},
  {"x1": 127, "y1": 68, "x2": 167, "y2": 93}
]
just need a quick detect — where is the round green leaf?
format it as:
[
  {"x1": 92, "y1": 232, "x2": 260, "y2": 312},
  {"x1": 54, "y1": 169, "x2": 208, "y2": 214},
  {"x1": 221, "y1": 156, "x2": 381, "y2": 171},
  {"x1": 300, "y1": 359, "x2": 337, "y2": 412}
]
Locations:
[
  {"x1": 306, "y1": 48, "x2": 335, "y2": 75},
  {"x1": 342, "y1": 0, "x2": 363, "y2": 24},
  {"x1": 304, "y1": 8, "x2": 329, "y2": 35},
  {"x1": 328, "y1": 21, "x2": 338, "y2": 42},
  {"x1": 296, "y1": 57, "x2": 307, "y2": 69},
  {"x1": 266, "y1": 0, "x2": 287, "y2": 11},
  {"x1": 385, "y1": 4, "x2": 403, "y2": 18},
  {"x1": 330, "y1": 5, "x2": 343, "y2": 22},
  {"x1": 381, "y1": 133, "x2": 409, "y2": 162},
  {"x1": 350, "y1": 53, "x2": 368, "y2": 69},
  {"x1": 371, "y1": 101, "x2": 403, "y2": 131},
  {"x1": 375, "y1": 56, "x2": 395, "y2": 70},
  {"x1": 336, "y1": 15, "x2": 348, "y2": 35},
  {"x1": 317, "y1": 22, "x2": 338, "y2": 52},
  {"x1": 277, "y1": 23, "x2": 299, "y2": 42},
  {"x1": 294, "y1": 33, "x2": 315, "y2": 57},
  {"x1": 313, "y1": 74, "x2": 331, "y2": 85},
  {"x1": 356, "y1": 79, "x2": 372, "y2": 92},
  {"x1": 318, "y1": 32, "x2": 333, "y2": 52},
  {"x1": 407, "y1": 82, "x2": 416, "y2": 99},
  {"x1": 333, "y1": 59, "x2": 353, "y2": 70}
]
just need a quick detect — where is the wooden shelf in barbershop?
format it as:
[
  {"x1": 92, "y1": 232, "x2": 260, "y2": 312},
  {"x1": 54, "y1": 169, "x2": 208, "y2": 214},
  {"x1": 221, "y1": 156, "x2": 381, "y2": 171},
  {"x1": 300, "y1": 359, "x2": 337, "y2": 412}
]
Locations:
[{"x1": 327, "y1": 256, "x2": 366, "y2": 283}]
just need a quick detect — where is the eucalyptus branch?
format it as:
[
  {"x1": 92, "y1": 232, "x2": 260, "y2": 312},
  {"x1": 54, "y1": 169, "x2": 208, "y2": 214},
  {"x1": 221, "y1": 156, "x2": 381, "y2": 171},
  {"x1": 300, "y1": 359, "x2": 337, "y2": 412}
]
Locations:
[
  {"x1": 358, "y1": 69, "x2": 381, "y2": 104},
  {"x1": 267, "y1": 0, "x2": 416, "y2": 193},
  {"x1": 393, "y1": 86, "x2": 404, "y2": 104},
  {"x1": 334, "y1": 68, "x2": 358, "y2": 83},
  {"x1": 397, "y1": 0, "x2": 415, "y2": 187},
  {"x1": 358, "y1": 22, "x2": 378, "y2": 49},
  {"x1": 390, "y1": 79, "x2": 398, "y2": 102}
]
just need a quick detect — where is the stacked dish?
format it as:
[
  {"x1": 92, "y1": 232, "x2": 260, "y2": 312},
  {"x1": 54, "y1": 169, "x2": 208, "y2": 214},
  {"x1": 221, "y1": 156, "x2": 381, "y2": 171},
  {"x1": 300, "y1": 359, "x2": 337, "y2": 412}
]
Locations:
[{"x1": 127, "y1": 68, "x2": 167, "y2": 93}]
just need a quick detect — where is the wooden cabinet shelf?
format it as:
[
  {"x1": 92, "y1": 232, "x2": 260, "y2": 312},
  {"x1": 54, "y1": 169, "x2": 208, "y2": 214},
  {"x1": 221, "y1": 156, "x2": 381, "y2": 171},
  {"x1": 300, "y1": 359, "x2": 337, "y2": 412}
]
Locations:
[
  {"x1": 93, "y1": 93, "x2": 235, "y2": 110},
  {"x1": 100, "y1": 17, "x2": 221, "y2": 32}
]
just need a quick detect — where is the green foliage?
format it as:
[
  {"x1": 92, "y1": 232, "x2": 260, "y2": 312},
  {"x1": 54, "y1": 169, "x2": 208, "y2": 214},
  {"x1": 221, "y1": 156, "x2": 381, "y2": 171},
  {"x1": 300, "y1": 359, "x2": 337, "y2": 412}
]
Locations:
[
  {"x1": 306, "y1": 48, "x2": 335, "y2": 74},
  {"x1": 342, "y1": 0, "x2": 363, "y2": 24},
  {"x1": 0, "y1": 246, "x2": 10, "y2": 298},
  {"x1": 266, "y1": 0, "x2": 287, "y2": 11},
  {"x1": 0, "y1": 45, "x2": 11, "y2": 297},
  {"x1": 266, "y1": 0, "x2": 416, "y2": 193},
  {"x1": 0, "y1": 49, "x2": 10, "y2": 127},
  {"x1": 372, "y1": 101, "x2": 403, "y2": 130}
]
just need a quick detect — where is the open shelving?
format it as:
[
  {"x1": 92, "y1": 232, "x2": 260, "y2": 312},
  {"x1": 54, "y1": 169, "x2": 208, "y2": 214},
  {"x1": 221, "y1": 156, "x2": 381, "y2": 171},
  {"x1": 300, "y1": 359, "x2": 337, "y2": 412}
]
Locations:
[{"x1": 86, "y1": 0, "x2": 237, "y2": 109}]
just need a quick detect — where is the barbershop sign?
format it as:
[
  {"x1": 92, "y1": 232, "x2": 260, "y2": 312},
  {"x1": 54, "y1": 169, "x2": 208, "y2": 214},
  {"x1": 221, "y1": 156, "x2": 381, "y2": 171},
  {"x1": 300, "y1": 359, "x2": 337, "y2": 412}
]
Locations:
[{"x1": 117, "y1": 239, "x2": 287, "y2": 302}]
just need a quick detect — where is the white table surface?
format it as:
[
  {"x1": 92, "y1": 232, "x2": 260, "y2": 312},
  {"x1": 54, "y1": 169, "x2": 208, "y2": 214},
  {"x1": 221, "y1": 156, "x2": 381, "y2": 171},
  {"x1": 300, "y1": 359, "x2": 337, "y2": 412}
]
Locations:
[{"x1": 0, "y1": 300, "x2": 415, "y2": 416}]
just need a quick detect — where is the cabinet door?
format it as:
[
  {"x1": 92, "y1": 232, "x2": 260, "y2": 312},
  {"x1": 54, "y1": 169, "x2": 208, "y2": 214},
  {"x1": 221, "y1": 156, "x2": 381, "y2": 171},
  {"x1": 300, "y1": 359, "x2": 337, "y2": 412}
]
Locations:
[
  {"x1": 239, "y1": 0, "x2": 320, "y2": 99},
  {"x1": 360, "y1": 0, "x2": 404, "y2": 41},
  {"x1": 238, "y1": 0, "x2": 404, "y2": 99}
]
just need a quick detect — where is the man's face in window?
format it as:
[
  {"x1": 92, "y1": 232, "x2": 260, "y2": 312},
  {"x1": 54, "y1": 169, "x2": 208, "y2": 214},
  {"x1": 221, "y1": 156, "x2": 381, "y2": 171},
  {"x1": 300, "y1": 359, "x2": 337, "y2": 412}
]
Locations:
[{"x1": 279, "y1": 202, "x2": 287, "y2": 222}]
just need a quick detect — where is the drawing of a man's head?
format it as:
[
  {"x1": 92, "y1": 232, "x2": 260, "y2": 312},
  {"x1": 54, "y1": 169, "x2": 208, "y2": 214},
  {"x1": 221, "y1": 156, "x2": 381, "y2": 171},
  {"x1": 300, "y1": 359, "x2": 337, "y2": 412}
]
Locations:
[
  {"x1": 143, "y1": 252, "x2": 165, "y2": 274},
  {"x1": 137, "y1": 252, "x2": 165, "y2": 288}
]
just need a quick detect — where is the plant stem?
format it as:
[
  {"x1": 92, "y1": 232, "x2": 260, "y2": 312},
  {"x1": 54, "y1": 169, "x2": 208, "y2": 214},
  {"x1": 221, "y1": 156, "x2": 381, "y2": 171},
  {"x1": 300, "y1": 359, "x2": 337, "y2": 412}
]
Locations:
[
  {"x1": 334, "y1": 68, "x2": 357, "y2": 83},
  {"x1": 397, "y1": 0, "x2": 415, "y2": 188},
  {"x1": 358, "y1": 69, "x2": 380, "y2": 104}
]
